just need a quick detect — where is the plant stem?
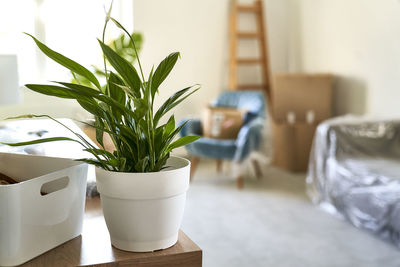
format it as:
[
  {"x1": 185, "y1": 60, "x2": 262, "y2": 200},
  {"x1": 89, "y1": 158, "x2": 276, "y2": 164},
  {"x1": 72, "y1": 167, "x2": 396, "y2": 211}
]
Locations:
[
  {"x1": 102, "y1": 20, "x2": 110, "y2": 96},
  {"x1": 101, "y1": 8, "x2": 124, "y2": 163},
  {"x1": 110, "y1": 17, "x2": 145, "y2": 83}
]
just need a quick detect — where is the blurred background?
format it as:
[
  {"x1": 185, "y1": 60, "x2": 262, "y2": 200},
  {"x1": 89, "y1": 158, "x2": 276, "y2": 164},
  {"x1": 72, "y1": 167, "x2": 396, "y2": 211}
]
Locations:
[{"x1": 2, "y1": 1, "x2": 400, "y2": 266}]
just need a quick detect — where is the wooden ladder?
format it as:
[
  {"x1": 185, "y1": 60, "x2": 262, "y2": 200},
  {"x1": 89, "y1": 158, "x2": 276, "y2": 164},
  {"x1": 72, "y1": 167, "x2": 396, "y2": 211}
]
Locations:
[{"x1": 229, "y1": 0, "x2": 271, "y2": 99}]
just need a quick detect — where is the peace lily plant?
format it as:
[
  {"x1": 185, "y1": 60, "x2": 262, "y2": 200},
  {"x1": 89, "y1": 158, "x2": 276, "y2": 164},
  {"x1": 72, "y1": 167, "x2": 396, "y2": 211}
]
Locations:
[
  {"x1": 3, "y1": 9, "x2": 200, "y2": 252},
  {"x1": 5, "y1": 17, "x2": 200, "y2": 172}
]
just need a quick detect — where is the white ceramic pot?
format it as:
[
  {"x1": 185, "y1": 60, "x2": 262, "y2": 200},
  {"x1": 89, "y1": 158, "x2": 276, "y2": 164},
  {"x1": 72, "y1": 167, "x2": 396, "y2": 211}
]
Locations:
[{"x1": 95, "y1": 156, "x2": 190, "y2": 252}]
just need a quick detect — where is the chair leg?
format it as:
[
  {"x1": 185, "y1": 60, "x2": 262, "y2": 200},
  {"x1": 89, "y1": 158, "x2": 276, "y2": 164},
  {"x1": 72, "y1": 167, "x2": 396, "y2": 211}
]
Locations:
[
  {"x1": 190, "y1": 157, "x2": 200, "y2": 181},
  {"x1": 236, "y1": 175, "x2": 243, "y2": 189},
  {"x1": 216, "y1": 159, "x2": 223, "y2": 173},
  {"x1": 232, "y1": 161, "x2": 244, "y2": 189},
  {"x1": 252, "y1": 159, "x2": 263, "y2": 180}
]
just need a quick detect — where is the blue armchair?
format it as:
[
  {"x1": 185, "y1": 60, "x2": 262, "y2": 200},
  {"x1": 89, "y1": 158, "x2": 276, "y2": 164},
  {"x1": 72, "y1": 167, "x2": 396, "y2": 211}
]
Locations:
[{"x1": 180, "y1": 90, "x2": 266, "y2": 188}]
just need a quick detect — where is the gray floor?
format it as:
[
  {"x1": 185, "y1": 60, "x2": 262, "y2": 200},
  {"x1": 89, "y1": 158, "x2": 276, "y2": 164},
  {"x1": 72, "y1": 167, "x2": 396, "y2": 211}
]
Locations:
[{"x1": 180, "y1": 159, "x2": 400, "y2": 267}]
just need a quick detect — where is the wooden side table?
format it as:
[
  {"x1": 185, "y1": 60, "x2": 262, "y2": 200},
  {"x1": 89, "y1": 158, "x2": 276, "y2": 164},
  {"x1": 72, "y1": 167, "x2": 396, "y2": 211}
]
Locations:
[{"x1": 21, "y1": 198, "x2": 202, "y2": 267}]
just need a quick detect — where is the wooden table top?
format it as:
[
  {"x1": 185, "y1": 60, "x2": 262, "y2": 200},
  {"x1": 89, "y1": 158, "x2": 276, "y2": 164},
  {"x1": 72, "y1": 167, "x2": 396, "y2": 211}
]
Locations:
[{"x1": 21, "y1": 197, "x2": 202, "y2": 267}]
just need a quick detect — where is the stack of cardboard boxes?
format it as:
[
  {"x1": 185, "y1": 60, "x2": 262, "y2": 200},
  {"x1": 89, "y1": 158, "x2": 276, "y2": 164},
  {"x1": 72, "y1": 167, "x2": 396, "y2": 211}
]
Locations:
[{"x1": 271, "y1": 73, "x2": 334, "y2": 172}]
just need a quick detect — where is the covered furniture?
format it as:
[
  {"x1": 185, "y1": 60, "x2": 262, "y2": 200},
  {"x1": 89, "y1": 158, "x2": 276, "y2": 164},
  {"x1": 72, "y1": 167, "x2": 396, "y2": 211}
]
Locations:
[
  {"x1": 307, "y1": 116, "x2": 400, "y2": 247},
  {"x1": 180, "y1": 90, "x2": 266, "y2": 188}
]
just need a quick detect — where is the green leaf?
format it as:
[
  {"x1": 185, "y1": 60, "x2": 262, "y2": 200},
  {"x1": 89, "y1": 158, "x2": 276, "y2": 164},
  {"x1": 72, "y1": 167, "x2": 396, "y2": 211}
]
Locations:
[
  {"x1": 46, "y1": 82, "x2": 138, "y2": 122},
  {"x1": 153, "y1": 154, "x2": 169, "y2": 171},
  {"x1": 154, "y1": 126, "x2": 165, "y2": 155},
  {"x1": 98, "y1": 39, "x2": 141, "y2": 98},
  {"x1": 94, "y1": 117, "x2": 105, "y2": 148},
  {"x1": 118, "y1": 157, "x2": 127, "y2": 171},
  {"x1": 54, "y1": 82, "x2": 101, "y2": 97},
  {"x1": 167, "y1": 136, "x2": 201, "y2": 152},
  {"x1": 25, "y1": 84, "x2": 78, "y2": 99},
  {"x1": 132, "y1": 98, "x2": 148, "y2": 120},
  {"x1": 105, "y1": 73, "x2": 126, "y2": 122},
  {"x1": 162, "y1": 120, "x2": 189, "y2": 150},
  {"x1": 164, "y1": 115, "x2": 175, "y2": 137},
  {"x1": 114, "y1": 83, "x2": 136, "y2": 99},
  {"x1": 151, "y1": 52, "x2": 180, "y2": 98},
  {"x1": 25, "y1": 83, "x2": 134, "y2": 120},
  {"x1": 154, "y1": 85, "x2": 199, "y2": 126},
  {"x1": 156, "y1": 121, "x2": 190, "y2": 159},
  {"x1": 75, "y1": 158, "x2": 106, "y2": 168},
  {"x1": 25, "y1": 33, "x2": 101, "y2": 89},
  {"x1": 77, "y1": 98, "x2": 103, "y2": 117},
  {"x1": 135, "y1": 156, "x2": 149, "y2": 172},
  {"x1": 1, "y1": 137, "x2": 82, "y2": 147},
  {"x1": 6, "y1": 114, "x2": 42, "y2": 120},
  {"x1": 164, "y1": 87, "x2": 199, "y2": 114},
  {"x1": 108, "y1": 72, "x2": 126, "y2": 104},
  {"x1": 111, "y1": 85, "x2": 147, "y2": 121}
]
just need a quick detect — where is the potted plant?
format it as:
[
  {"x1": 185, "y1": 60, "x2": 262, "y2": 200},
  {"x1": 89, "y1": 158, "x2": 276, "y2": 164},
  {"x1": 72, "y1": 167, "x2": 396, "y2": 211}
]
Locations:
[{"x1": 3, "y1": 9, "x2": 200, "y2": 252}]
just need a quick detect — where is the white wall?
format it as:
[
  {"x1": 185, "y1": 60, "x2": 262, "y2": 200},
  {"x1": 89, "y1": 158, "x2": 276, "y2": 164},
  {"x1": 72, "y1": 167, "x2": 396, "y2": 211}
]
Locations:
[
  {"x1": 133, "y1": 0, "x2": 288, "y2": 121},
  {"x1": 288, "y1": 0, "x2": 400, "y2": 117}
]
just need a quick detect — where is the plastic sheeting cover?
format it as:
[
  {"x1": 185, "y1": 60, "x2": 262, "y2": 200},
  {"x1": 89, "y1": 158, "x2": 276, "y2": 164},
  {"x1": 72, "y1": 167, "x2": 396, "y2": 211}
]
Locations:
[{"x1": 307, "y1": 115, "x2": 400, "y2": 247}]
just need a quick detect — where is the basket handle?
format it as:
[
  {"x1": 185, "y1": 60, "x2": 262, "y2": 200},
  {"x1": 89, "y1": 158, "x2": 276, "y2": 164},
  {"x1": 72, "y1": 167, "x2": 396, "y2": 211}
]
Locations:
[
  {"x1": 40, "y1": 176, "x2": 69, "y2": 196},
  {"x1": 29, "y1": 164, "x2": 87, "y2": 198}
]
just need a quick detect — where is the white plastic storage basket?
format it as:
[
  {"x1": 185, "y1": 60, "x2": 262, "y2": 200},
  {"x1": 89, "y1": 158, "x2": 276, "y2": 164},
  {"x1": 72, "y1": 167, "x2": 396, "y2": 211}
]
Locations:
[{"x1": 0, "y1": 152, "x2": 89, "y2": 266}]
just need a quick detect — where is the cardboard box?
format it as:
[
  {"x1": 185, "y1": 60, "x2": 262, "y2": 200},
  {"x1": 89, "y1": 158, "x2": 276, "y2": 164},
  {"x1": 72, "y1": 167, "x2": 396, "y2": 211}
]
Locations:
[
  {"x1": 270, "y1": 73, "x2": 333, "y2": 172},
  {"x1": 272, "y1": 120, "x2": 317, "y2": 172},
  {"x1": 83, "y1": 125, "x2": 115, "y2": 152},
  {"x1": 202, "y1": 106, "x2": 245, "y2": 140},
  {"x1": 272, "y1": 73, "x2": 333, "y2": 122}
]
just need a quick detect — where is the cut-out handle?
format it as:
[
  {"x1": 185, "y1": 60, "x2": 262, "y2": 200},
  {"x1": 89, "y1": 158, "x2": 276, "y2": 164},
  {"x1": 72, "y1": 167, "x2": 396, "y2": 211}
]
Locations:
[{"x1": 40, "y1": 176, "x2": 69, "y2": 196}]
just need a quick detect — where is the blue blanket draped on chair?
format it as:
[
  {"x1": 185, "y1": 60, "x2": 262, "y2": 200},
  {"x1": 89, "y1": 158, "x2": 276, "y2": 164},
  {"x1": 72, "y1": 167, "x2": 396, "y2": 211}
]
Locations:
[{"x1": 180, "y1": 90, "x2": 266, "y2": 188}]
